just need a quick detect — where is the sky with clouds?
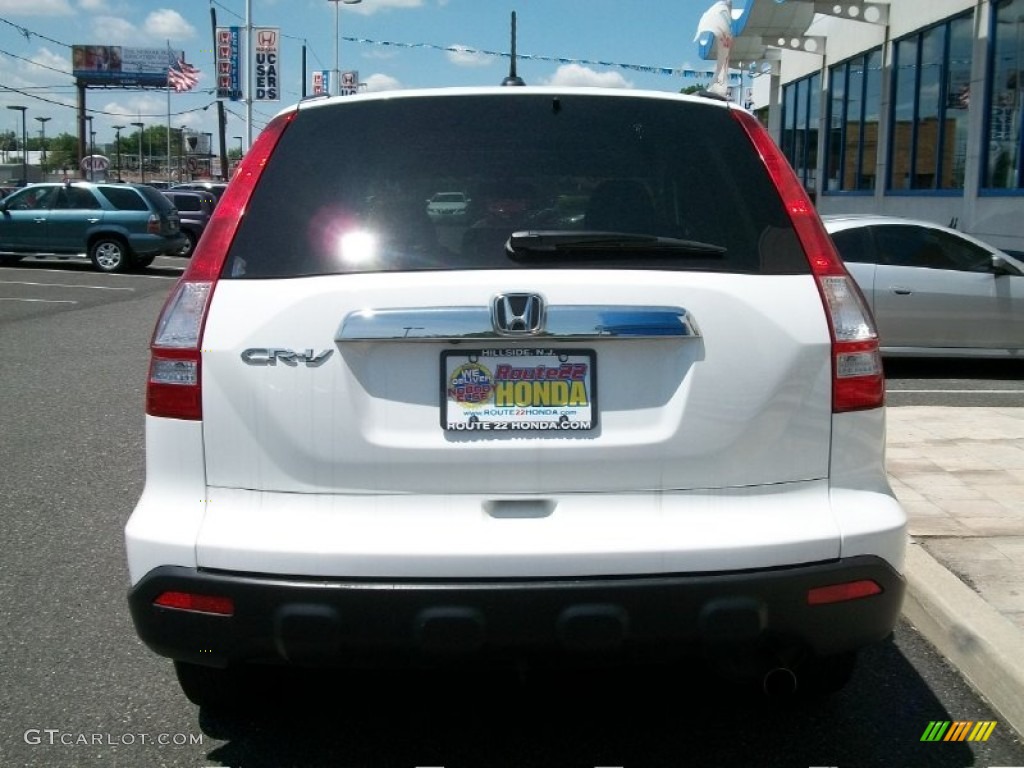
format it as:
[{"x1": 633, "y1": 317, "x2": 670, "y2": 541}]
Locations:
[{"x1": 0, "y1": 0, "x2": 724, "y2": 148}]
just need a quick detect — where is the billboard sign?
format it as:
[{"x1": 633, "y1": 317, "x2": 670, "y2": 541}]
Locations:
[
  {"x1": 72, "y1": 46, "x2": 177, "y2": 87},
  {"x1": 253, "y1": 27, "x2": 280, "y2": 102},
  {"x1": 215, "y1": 27, "x2": 242, "y2": 101}
]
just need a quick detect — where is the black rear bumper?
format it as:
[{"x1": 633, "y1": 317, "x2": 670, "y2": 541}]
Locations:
[{"x1": 128, "y1": 557, "x2": 904, "y2": 669}]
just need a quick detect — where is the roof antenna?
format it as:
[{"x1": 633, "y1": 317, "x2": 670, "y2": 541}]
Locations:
[{"x1": 501, "y1": 11, "x2": 526, "y2": 86}]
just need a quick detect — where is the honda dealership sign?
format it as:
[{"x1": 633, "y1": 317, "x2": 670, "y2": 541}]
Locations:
[
  {"x1": 215, "y1": 27, "x2": 242, "y2": 101},
  {"x1": 253, "y1": 27, "x2": 280, "y2": 102},
  {"x1": 312, "y1": 70, "x2": 330, "y2": 96}
]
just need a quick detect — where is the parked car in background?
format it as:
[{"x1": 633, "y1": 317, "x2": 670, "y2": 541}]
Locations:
[
  {"x1": 0, "y1": 181, "x2": 185, "y2": 272},
  {"x1": 426, "y1": 191, "x2": 470, "y2": 222},
  {"x1": 171, "y1": 181, "x2": 228, "y2": 205},
  {"x1": 823, "y1": 214, "x2": 1024, "y2": 358},
  {"x1": 127, "y1": 88, "x2": 905, "y2": 710},
  {"x1": 161, "y1": 189, "x2": 216, "y2": 257}
]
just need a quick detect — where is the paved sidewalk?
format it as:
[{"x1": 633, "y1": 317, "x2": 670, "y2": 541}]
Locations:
[{"x1": 886, "y1": 406, "x2": 1024, "y2": 738}]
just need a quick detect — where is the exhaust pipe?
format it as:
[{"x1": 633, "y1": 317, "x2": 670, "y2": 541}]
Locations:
[{"x1": 762, "y1": 666, "x2": 798, "y2": 697}]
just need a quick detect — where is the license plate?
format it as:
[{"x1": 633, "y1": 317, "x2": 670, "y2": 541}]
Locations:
[{"x1": 442, "y1": 348, "x2": 597, "y2": 432}]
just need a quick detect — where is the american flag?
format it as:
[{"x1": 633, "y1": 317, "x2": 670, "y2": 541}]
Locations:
[{"x1": 168, "y1": 57, "x2": 200, "y2": 93}]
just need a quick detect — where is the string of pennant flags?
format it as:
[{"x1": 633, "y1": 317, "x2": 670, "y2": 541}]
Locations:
[{"x1": 340, "y1": 35, "x2": 742, "y2": 84}]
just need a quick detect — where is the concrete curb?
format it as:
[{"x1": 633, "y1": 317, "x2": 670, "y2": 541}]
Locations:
[{"x1": 902, "y1": 540, "x2": 1024, "y2": 737}]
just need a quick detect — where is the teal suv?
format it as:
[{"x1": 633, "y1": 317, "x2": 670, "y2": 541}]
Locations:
[{"x1": 0, "y1": 182, "x2": 186, "y2": 273}]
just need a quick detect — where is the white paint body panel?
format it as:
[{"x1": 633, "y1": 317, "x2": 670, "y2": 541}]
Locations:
[
  {"x1": 193, "y1": 482, "x2": 840, "y2": 578},
  {"x1": 120, "y1": 269, "x2": 906, "y2": 583},
  {"x1": 125, "y1": 417, "x2": 207, "y2": 583},
  {"x1": 200, "y1": 271, "x2": 834, "y2": 495}
]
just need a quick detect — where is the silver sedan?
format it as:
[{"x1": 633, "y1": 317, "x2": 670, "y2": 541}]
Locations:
[{"x1": 823, "y1": 214, "x2": 1024, "y2": 358}]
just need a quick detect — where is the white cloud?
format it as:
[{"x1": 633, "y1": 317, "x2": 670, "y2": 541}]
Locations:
[
  {"x1": 0, "y1": 0, "x2": 73, "y2": 14},
  {"x1": 540, "y1": 63, "x2": 633, "y2": 89},
  {"x1": 446, "y1": 45, "x2": 491, "y2": 69},
  {"x1": 347, "y1": 0, "x2": 422, "y2": 14},
  {"x1": 78, "y1": 0, "x2": 110, "y2": 10},
  {"x1": 29, "y1": 46, "x2": 70, "y2": 76},
  {"x1": 363, "y1": 73, "x2": 402, "y2": 91},
  {"x1": 1, "y1": 47, "x2": 73, "y2": 95},
  {"x1": 90, "y1": 15, "x2": 138, "y2": 45},
  {"x1": 364, "y1": 49, "x2": 398, "y2": 60},
  {"x1": 145, "y1": 9, "x2": 196, "y2": 40}
]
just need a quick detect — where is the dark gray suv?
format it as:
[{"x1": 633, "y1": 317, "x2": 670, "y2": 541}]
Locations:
[
  {"x1": 162, "y1": 190, "x2": 216, "y2": 257},
  {"x1": 0, "y1": 181, "x2": 185, "y2": 272}
]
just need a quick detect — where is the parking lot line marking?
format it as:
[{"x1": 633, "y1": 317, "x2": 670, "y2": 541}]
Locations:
[
  {"x1": 0, "y1": 298, "x2": 79, "y2": 304},
  {"x1": 0, "y1": 280, "x2": 134, "y2": 291},
  {"x1": 2, "y1": 267, "x2": 180, "y2": 279},
  {"x1": 92, "y1": 272, "x2": 181, "y2": 280}
]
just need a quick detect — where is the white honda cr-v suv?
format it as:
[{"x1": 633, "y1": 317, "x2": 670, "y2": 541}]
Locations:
[{"x1": 125, "y1": 87, "x2": 906, "y2": 708}]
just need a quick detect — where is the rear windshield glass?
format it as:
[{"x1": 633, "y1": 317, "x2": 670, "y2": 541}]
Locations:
[
  {"x1": 136, "y1": 185, "x2": 176, "y2": 212},
  {"x1": 170, "y1": 194, "x2": 202, "y2": 212},
  {"x1": 99, "y1": 186, "x2": 147, "y2": 211},
  {"x1": 226, "y1": 93, "x2": 807, "y2": 278}
]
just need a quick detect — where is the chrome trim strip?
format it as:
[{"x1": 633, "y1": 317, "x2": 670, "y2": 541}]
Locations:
[{"x1": 337, "y1": 306, "x2": 700, "y2": 341}]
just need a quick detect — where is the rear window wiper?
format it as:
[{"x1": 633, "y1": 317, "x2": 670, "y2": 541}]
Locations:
[{"x1": 505, "y1": 230, "x2": 727, "y2": 259}]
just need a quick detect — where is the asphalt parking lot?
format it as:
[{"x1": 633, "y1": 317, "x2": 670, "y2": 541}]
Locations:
[{"x1": 1, "y1": 254, "x2": 1022, "y2": 767}]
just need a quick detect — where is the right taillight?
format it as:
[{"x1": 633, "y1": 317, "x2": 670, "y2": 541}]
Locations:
[
  {"x1": 145, "y1": 110, "x2": 296, "y2": 420},
  {"x1": 817, "y1": 275, "x2": 885, "y2": 411},
  {"x1": 731, "y1": 108, "x2": 884, "y2": 413}
]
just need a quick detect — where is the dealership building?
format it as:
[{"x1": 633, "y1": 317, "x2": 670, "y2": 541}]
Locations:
[{"x1": 708, "y1": 0, "x2": 1024, "y2": 251}]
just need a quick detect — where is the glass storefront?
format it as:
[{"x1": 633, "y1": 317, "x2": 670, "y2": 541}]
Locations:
[
  {"x1": 984, "y1": 0, "x2": 1024, "y2": 189},
  {"x1": 888, "y1": 13, "x2": 973, "y2": 191},
  {"x1": 824, "y1": 49, "x2": 883, "y2": 193}
]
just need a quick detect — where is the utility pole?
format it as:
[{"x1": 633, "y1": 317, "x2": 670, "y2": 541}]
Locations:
[{"x1": 246, "y1": 0, "x2": 253, "y2": 150}]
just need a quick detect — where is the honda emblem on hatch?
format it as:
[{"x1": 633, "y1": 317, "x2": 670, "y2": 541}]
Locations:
[{"x1": 492, "y1": 293, "x2": 544, "y2": 335}]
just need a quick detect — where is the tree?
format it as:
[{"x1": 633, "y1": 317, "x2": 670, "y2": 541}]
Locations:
[{"x1": 45, "y1": 132, "x2": 78, "y2": 174}]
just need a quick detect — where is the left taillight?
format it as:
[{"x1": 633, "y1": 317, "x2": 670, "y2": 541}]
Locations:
[
  {"x1": 144, "y1": 109, "x2": 296, "y2": 421},
  {"x1": 146, "y1": 281, "x2": 213, "y2": 420}
]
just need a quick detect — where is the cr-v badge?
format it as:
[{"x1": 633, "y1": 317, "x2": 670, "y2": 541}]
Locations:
[{"x1": 241, "y1": 348, "x2": 334, "y2": 367}]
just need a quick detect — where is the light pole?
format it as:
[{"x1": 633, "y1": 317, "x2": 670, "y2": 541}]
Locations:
[
  {"x1": 112, "y1": 124, "x2": 125, "y2": 181},
  {"x1": 35, "y1": 116, "x2": 51, "y2": 178},
  {"x1": 6, "y1": 105, "x2": 27, "y2": 185},
  {"x1": 131, "y1": 121, "x2": 144, "y2": 182},
  {"x1": 329, "y1": 0, "x2": 362, "y2": 96},
  {"x1": 178, "y1": 126, "x2": 186, "y2": 181},
  {"x1": 85, "y1": 115, "x2": 95, "y2": 181}
]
